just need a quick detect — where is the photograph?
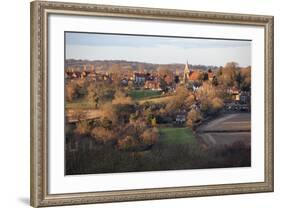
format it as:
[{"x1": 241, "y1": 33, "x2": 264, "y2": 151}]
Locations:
[{"x1": 64, "y1": 32, "x2": 252, "y2": 175}]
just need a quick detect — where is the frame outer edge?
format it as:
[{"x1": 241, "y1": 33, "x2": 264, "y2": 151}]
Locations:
[
  {"x1": 269, "y1": 16, "x2": 274, "y2": 192},
  {"x1": 30, "y1": 1, "x2": 274, "y2": 207},
  {"x1": 270, "y1": 17, "x2": 275, "y2": 192},
  {"x1": 30, "y1": 1, "x2": 39, "y2": 207},
  {"x1": 30, "y1": 1, "x2": 35, "y2": 207},
  {"x1": 264, "y1": 16, "x2": 274, "y2": 192}
]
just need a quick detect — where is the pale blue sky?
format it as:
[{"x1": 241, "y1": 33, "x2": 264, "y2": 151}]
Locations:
[{"x1": 65, "y1": 32, "x2": 251, "y2": 67}]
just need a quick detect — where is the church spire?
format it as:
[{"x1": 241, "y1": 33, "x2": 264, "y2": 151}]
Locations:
[{"x1": 184, "y1": 60, "x2": 190, "y2": 83}]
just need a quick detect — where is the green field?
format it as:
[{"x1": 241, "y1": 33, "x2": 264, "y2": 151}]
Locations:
[
  {"x1": 159, "y1": 127, "x2": 197, "y2": 145},
  {"x1": 129, "y1": 90, "x2": 162, "y2": 100},
  {"x1": 138, "y1": 95, "x2": 175, "y2": 104}
]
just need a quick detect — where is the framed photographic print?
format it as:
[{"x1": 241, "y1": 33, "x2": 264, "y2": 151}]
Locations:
[{"x1": 30, "y1": 1, "x2": 274, "y2": 207}]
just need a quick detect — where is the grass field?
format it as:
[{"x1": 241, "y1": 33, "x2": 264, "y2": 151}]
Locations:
[
  {"x1": 129, "y1": 89, "x2": 162, "y2": 100},
  {"x1": 66, "y1": 99, "x2": 96, "y2": 109},
  {"x1": 159, "y1": 127, "x2": 197, "y2": 145},
  {"x1": 138, "y1": 95, "x2": 174, "y2": 104}
]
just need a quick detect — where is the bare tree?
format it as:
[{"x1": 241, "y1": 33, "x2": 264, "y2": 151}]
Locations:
[
  {"x1": 112, "y1": 90, "x2": 133, "y2": 105},
  {"x1": 196, "y1": 82, "x2": 224, "y2": 115},
  {"x1": 65, "y1": 81, "x2": 78, "y2": 102},
  {"x1": 186, "y1": 109, "x2": 202, "y2": 128},
  {"x1": 87, "y1": 83, "x2": 99, "y2": 108},
  {"x1": 217, "y1": 62, "x2": 239, "y2": 87}
]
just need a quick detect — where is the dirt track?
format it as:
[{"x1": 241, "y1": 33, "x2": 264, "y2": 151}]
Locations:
[{"x1": 66, "y1": 109, "x2": 103, "y2": 123}]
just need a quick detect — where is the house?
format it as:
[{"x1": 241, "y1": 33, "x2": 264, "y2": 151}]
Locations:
[
  {"x1": 71, "y1": 71, "x2": 80, "y2": 79},
  {"x1": 188, "y1": 70, "x2": 201, "y2": 81},
  {"x1": 175, "y1": 109, "x2": 187, "y2": 125},
  {"x1": 239, "y1": 91, "x2": 251, "y2": 104},
  {"x1": 227, "y1": 86, "x2": 240, "y2": 94},
  {"x1": 102, "y1": 74, "x2": 111, "y2": 81},
  {"x1": 65, "y1": 71, "x2": 71, "y2": 79},
  {"x1": 144, "y1": 80, "x2": 161, "y2": 91},
  {"x1": 88, "y1": 71, "x2": 97, "y2": 80},
  {"x1": 133, "y1": 73, "x2": 147, "y2": 84},
  {"x1": 190, "y1": 102, "x2": 200, "y2": 111},
  {"x1": 121, "y1": 78, "x2": 128, "y2": 86},
  {"x1": 175, "y1": 114, "x2": 186, "y2": 124},
  {"x1": 227, "y1": 87, "x2": 240, "y2": 101},
  {"x1": 65, "y1": 70, "x2": 87, "y2": 79},
  {"x1": 225, "y1": 87, "x2": 251, "y2": 104},
  {"x1": 164, "y1": 74, "x2": 174, "y2": 85},
  {"x1": 80, "y1": 70, "x2": 89, "y2": 79},
  {"x1": 192, "y1": 85, "x2": 200, "y2": 91}
]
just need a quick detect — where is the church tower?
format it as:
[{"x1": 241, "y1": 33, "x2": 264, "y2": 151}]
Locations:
[{"x1": 183, "y1": 60, "x2": 190, "y2": 83}]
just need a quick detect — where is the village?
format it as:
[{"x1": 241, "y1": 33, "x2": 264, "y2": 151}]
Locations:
[
  {"x1": 65, "y1": 60, "x2": 251, "y2": 174},
  {"x1": 65, "y1": 60, "x2": 251, "y2": 115}
]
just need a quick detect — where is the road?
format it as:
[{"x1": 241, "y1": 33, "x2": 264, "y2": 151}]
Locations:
[{"x1": 197, "y1": 113, "x2": 251, "y2": 147}]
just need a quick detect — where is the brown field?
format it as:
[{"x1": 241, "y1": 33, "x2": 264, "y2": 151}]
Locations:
[{"x1": 197, "y1": 113, "x2": 251, "y2": 147}]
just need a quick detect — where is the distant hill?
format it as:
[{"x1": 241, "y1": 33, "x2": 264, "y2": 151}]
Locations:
[{"x1": 65, "y1": 59, "x2": 220, "y2": 72}]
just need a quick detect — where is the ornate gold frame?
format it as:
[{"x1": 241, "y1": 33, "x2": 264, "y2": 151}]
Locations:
[{"x1": 30, "y1": 1, "x2": 274, "y2": 207}]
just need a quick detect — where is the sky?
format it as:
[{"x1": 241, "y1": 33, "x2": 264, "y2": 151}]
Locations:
[{"x1": 65, "y1": 32, "x2": 251, "y2": 67}]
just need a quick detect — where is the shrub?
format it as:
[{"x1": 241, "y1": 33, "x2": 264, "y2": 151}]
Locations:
[
  {"x1": 211, "y1": 97, "x2": 224, "y2": 111},
  {"x1": 75, "y1": 120, "x2": 91, "y2": 135},
  {"x1": 186, "y1": 109, "x2": 202, "y2": 129},
  {"x1": 140, "y1": 127, "x2": 159, "y2": 145},
  {"x1": 66, "y1": 81, "x2": 78, "y2": 101},
  {"x1": 91, "y1": 127, "x2": 115, "y2": 144},
  {"x1": 117, "y1": 135, "x2": 139, "y2": 151}
]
